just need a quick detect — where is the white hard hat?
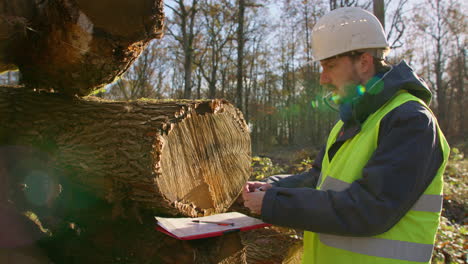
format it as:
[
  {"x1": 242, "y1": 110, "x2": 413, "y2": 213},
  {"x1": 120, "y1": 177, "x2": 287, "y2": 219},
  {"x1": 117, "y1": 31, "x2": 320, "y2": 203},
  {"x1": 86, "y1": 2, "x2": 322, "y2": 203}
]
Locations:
[{"x1": 311, "y1": 7, "x2": 389, "y2": 61}]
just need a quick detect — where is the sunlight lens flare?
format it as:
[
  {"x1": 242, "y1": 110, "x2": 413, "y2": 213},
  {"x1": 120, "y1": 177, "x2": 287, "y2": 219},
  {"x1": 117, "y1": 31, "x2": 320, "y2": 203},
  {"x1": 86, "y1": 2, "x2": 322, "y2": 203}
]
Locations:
[
  {"x1": 24, "y1": 170, "x2": 53, "y2": 206},
  {"x1": 357, "y1": 85, "x2": 366, "y2": 96}
]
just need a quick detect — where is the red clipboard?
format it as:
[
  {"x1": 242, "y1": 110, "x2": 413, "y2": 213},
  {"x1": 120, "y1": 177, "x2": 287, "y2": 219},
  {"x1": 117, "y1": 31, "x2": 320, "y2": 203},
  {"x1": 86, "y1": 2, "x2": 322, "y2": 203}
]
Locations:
[
  {"x1": 155, "y1": 212, "x2": 271, "y2": 240},
  {"x1": 155, "y1": 222, "x2": 271, "y2": 240}
]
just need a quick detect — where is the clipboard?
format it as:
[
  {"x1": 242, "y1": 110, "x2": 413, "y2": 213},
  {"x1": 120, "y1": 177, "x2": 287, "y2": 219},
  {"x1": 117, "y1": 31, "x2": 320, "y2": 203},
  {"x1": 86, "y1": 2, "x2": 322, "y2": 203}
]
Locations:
[{"x1": 155, "y1": 212, "x2": 271, "y2": 240}]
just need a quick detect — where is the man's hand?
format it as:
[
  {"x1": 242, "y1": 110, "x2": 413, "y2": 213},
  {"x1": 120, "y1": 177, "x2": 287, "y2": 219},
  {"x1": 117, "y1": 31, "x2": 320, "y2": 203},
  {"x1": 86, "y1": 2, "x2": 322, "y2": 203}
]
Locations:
[
  {"x1": 243, "y1": 181, "x2": 273, "y2": 192},
  {"x1": 242, "y1": 181, "x2": 271, "y2": 215}
]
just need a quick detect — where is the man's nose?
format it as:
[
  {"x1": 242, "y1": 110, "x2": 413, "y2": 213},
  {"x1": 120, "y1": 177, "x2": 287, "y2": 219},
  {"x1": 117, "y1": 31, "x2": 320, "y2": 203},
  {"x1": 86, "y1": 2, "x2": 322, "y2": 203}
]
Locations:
[{"x1": 320, "y1": 71, "x2": 330, "y2": 85}]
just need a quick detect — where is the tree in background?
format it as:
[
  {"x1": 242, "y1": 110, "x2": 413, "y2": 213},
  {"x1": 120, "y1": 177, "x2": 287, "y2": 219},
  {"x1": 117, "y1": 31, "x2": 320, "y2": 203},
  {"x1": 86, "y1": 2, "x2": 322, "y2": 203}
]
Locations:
[
  {"x1": 166, "y1": 0, "x2": 200, "y2": 99},
  {"x1": 89, "y1": 0, "x2": 465, "y2": 151},
  {"x1": 236, "y1": 0, "x2": 246, "y2": 112},
  {"x1": 412, "y1": 0, "x2": 466, "y2": 136},
  {"x1": 104, "y1": 42, "x2": 170, "y2": 100},
  {"x1": 442, "y1": 1, "x2": 466, "y2": 139},
  {"x1": 235, "y1": 0, "x2": 266, "y2": 113},
  {"x1": 384, "y1": 0, "x2": 408, "y2": 49},
  {"x1": 195, "y1": 0, "x2": 236, "y2": 99}
]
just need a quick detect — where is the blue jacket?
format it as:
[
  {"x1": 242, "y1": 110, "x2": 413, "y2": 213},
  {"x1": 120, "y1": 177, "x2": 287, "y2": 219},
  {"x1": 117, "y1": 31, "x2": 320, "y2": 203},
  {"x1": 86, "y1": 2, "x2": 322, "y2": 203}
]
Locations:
[{"x1": 261, "y1": 61, "x2": 444, "y2": 236}]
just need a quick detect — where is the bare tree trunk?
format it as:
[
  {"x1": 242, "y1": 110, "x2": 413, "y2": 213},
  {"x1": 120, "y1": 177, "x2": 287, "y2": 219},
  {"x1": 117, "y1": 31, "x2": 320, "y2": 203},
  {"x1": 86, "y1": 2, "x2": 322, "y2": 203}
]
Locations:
[
  {"x1": 196, "y1": 68, "x2": 202, "y2": 99},
  {"x1": 303, "y1": 2, "x2": 316, "y2": 146},
  {"x1": 458, "y1": 47, "x2": 466, "y2": 136},
  {"x1": 166, "y1": 0, "x2": 199, "y2": 99},
  {"x1": 200, "y1": 0, "x2": 235, "y2": 99},
  {"x1": 0, "y1": 86, "x2": 251, "y2": 217},
  {"x1": 373, "y1": 0, "x2": 385, "y2": 30},
  {"x1": 236, "y1": 0, "x2": 245, "y2": 113},
  {"x1": 0, "y1": 0, "x2": 164, "y2": 96},
  {"x1": 184, "y1": 45, "x2": 194, "y2": 98},
  {"x1": 452, "y1": 35, "x2": 466, "y2": 138},
  {"x1": 434, "y1": 7, "x2": 447, "y2": 129},
  {"x1": 289, "y1": 27, "x2": 297, "y2": 145},
  {"x1": 182, "y1": 0, "x2": 198, "y2": 99}
]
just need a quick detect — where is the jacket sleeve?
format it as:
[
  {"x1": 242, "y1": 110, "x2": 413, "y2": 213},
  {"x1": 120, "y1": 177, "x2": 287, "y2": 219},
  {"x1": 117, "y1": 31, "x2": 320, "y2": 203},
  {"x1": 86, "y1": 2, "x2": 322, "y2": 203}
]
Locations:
[
  {"x1": 261, "y1": 102, "x2": 444, "y2": 236},
  {"x1": 264, "y1": 146, "x2": 325, "y2": 189}
]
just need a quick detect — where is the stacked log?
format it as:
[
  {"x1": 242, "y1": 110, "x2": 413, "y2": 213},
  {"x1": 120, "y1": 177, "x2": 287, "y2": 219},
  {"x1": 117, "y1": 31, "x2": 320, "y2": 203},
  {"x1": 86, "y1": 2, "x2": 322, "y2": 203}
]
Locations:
[
  {"x1": 0, "y1": 86, "x2": 251, "y2": 217},
  {"x1": 242, "y1": 227, "x2": 303, "y2": 264},
  {"x1": 0, "y1": 0, "x2": 304, "y2": 262},
  {"x1": 0, "y1": 0, "x2": 164, "y2": 95}
]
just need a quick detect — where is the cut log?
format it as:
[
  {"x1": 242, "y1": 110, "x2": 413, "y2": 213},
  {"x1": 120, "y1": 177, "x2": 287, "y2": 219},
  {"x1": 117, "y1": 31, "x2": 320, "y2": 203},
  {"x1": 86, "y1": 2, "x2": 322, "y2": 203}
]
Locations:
[
  {"x1": 0, "y1": 0, "x2": 164, "y2": 96},
  {"x1": 0, "y1": 196, "x2": 248, "y2": 264},
  {"x1": 0, "y1": 86, "x2": 251, "y2": 217},
  {"x1": 241, "y1": 227, "x2": 303, "y2": 264}
]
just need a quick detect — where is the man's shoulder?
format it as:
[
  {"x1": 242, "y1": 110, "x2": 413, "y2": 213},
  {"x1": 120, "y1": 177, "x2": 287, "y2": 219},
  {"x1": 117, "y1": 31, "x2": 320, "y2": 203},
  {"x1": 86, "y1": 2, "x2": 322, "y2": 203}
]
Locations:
[
  {"x1": 387, "y1": 100, "x2": 434, "y2": 121},
  {"x1": 392, "y1": 101, "x2": 434, "y2": 119},
  {"x1": 381, "y1": 100, "x2": 437, "y2": 132}
]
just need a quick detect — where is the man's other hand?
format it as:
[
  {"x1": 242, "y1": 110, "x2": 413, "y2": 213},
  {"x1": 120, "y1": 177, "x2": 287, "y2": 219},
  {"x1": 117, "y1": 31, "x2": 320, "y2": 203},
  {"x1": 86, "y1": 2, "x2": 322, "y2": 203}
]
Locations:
[
  {"x1": 242, "y1": 182, "x2": 271, "y2": 215},
  {"x1": 243, "y1": 181, "x2": 273, "y2": 193}
]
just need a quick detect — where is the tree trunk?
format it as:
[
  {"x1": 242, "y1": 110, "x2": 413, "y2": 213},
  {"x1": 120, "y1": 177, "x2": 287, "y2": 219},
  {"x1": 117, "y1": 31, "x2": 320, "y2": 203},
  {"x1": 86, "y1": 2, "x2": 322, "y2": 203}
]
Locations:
[
  {"x1": 0, "y1": 0, "x2": 164, "y2": 96},
  {"x1": 457, "y1": 46, "x2": 466, "y2": 137},
  {"x1": 168, "y1": 0, "x2": 199, "y2": 99},
  {"x1": 236, "y1": 0, "x2": 245, "y2": 113},
  {"x1": 184, "y1": 46, "x2": 194, "y2": 98},
  {"x1": 208, "y1": 45, "x2": 218, "y2": 98},
  {"x1": 373, "y1": 0, "x2": 385, "y2": 30},
  {"x1": 0, "y1": 86, "x2": 302, "y2": 264},
  {"x1": 0, "y1": 86, "x2": 251, "y2": 217}
]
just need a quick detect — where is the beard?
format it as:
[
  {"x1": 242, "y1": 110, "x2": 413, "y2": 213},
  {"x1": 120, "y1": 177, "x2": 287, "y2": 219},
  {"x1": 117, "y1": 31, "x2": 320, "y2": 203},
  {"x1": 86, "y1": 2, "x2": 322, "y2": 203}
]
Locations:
[{"x1": 335, "y1": 64, "x2": 362, "y2": 104}]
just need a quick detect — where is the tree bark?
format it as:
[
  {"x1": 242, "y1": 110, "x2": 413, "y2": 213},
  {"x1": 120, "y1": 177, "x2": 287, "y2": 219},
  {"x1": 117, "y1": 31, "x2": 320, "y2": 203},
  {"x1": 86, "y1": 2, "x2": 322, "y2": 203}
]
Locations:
[
  {"x1": 0, "y1": 0, "x2": 165, "y2": 96},
  {"x1": 373, "y1": 0, "x2": 385, "y2": 30},
  {"x1": 236, "y1": 0, "x2": 245, "y2": 112},
  {"x1": 0, "y1": 85, "x2": 251, "y2": 217}
]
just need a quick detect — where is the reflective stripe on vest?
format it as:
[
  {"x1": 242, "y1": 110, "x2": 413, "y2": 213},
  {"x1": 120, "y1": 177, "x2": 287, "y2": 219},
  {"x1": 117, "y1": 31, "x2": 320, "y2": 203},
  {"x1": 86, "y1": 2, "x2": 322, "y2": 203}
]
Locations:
[
  {"x1": 319, "y1": 234, "x2": 434, "y2": 262},
  {"x1": 412, "y1": 194, "x2": 443, "y2": 212},
  {"x1": 318, "y1": 176, "x2": 440, "y2": 262},
  {"x1": 320, "y1": 176, "x2": 443, "y2": 212}
]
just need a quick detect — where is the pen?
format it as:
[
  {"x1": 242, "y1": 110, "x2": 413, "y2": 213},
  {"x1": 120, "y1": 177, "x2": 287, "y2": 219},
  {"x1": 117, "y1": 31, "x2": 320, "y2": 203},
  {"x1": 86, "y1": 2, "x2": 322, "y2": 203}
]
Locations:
[{"x1": 192, "y1": 220, "x2": 234, "y2": 226}]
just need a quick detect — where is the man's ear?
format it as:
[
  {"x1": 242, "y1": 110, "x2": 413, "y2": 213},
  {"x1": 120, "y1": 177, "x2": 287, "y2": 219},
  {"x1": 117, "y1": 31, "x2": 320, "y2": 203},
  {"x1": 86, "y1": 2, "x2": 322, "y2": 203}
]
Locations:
[{"x1": 357, "y1": 52, "x2": 375, "y2": 77}]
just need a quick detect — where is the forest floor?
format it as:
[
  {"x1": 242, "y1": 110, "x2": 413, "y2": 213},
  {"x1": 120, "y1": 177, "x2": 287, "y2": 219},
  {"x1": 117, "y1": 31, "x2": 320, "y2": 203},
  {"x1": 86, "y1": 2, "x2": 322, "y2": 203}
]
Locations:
[{"x1": 251, "y1": 144, "x2": 467, "y2": 264}]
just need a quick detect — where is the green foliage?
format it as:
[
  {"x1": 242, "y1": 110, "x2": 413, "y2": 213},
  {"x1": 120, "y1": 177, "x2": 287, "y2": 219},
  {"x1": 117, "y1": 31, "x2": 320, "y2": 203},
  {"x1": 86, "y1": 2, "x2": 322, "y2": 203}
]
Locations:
[
  {"x1": 288, "y1": 157, "x2": 314, "y2": 175},
  {"x1": 432, "y1": 148, "x2": 467, "y2": 264},
  {"x1": 450, "y1": 147, "x2": 464, "y2": 161},
  {"x1": 251, "y1": 156, "x2": 286, "y2": 181},
  {"x1": 443, "y1": 148, "x2": 467, "y2": 204},
  {"x1": 284, "y1": 149, "x2": 317, "y2": 175},
  {"x1": 432, "y1": 216, "x2": 467, "y2": 264}
]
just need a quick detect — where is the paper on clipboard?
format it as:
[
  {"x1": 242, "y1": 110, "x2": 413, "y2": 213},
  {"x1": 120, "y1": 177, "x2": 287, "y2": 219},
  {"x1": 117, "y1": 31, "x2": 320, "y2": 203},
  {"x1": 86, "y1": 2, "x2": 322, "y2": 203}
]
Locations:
[{"x1": 155, "y1": 212, "x2": 270, "y2": 240}]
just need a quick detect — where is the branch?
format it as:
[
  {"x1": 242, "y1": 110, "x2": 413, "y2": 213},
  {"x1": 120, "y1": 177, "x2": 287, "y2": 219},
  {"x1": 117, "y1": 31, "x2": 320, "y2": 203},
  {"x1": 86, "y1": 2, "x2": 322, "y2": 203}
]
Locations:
[
  {"x1": 165, "y1": 25, "x2": 184, "y2": 44},
  {"x1": 164, "y1": 3, "x2": 182, "y2": 17}
]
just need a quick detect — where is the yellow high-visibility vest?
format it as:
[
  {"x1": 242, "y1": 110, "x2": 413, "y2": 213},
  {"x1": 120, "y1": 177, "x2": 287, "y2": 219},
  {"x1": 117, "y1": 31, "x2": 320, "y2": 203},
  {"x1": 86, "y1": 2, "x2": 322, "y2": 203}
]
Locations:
[{"x1": 302, "y1": 91, "x2": 450, "y2": 264}]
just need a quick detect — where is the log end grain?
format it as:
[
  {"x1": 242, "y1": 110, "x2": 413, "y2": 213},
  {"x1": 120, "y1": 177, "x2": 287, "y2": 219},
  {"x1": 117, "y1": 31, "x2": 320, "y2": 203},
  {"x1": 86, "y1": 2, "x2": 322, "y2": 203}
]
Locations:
[{"x1": 155, "y1": 100, "x2": 251, "y2": 217}]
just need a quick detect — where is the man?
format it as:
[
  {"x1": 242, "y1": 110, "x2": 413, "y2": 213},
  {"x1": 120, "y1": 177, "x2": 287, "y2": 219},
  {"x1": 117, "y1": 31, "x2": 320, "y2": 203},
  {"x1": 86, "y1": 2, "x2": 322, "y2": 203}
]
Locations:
[{"x1": 242, "y1": 7, "x2": 449, "y2": 264}]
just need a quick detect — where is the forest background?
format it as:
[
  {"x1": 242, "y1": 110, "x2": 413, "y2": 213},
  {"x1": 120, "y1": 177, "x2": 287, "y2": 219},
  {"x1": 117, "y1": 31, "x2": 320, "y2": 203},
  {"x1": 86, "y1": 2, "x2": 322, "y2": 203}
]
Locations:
[
  {"x1": 1, "y1": 0, "x2": 466, "y2": 153},
  {"x1": 1, "y1": 0, "x2": 466, "y2": 263}
]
